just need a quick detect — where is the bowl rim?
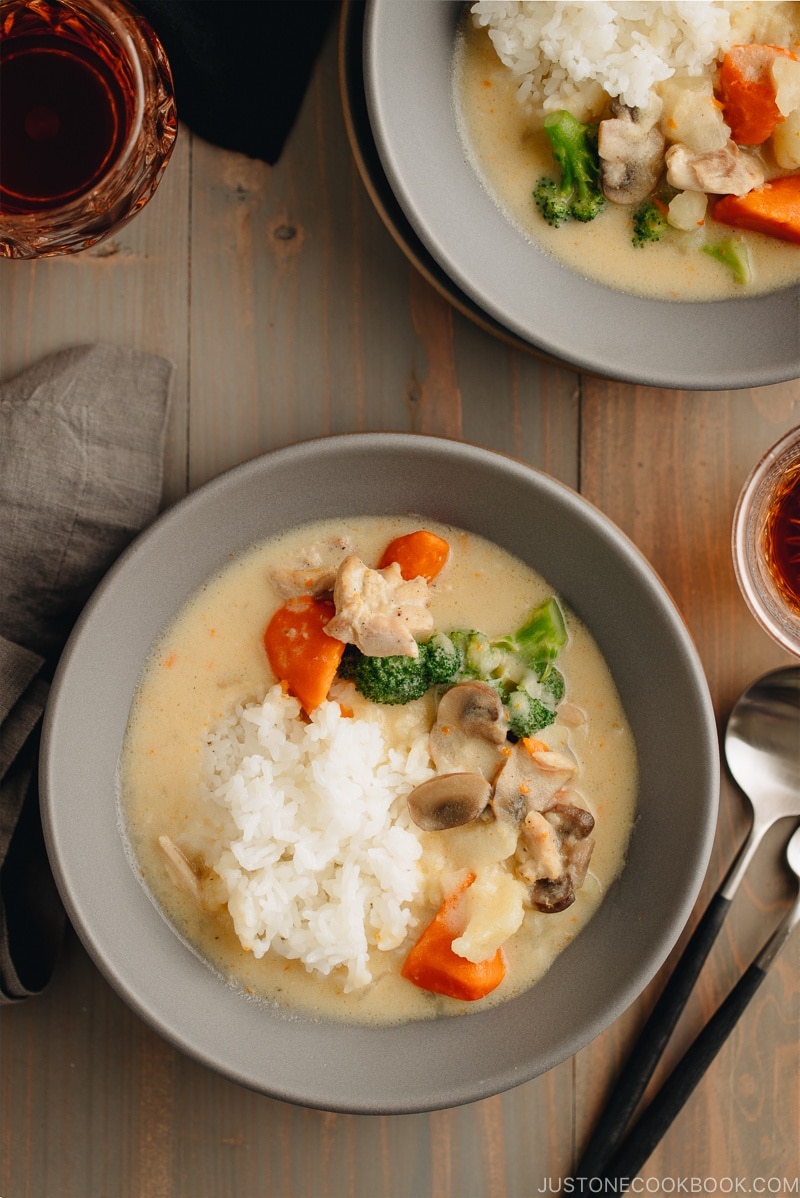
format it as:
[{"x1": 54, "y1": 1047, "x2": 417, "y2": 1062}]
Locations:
[
  {"x1": 337, "y1": 0, "x2": 546, "y2": 360},
  {"x1": 40, "y1": 432, "x2": 720, "y2": 1112},
  {"x1": 362, "y1": 0, "x2": 800, "y2": 391}
]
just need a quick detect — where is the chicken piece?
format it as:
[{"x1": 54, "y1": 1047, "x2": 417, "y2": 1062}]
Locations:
[
  {"x1": 518, "y1": 810, "x2": 563, "y2": 881},
  {"x1": 270, "y1": 537, "x2": 353, "y2": 599},
  {"x1": 665, "y1": 142, "x2": 765, "y2": 196},
  {"x1": 324, "y1": 554, "x2": 433, "y2": 657},
  {"x1": 598, "y1": 99, "x2": 666, "y2": 205},
  {"x1": 521, "y1": 803, "x2": 596, "y2": 914}
]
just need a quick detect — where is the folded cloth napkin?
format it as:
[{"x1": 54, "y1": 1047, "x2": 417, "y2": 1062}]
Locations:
[
  {"x1": 0, "y1": 344, "x2": 173, "y2": 1002},
  {"x1": 132, "y1": 0, "x2": 340, "y2": 165}
]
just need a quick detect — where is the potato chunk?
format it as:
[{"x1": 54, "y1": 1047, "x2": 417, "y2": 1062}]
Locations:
[{"x1": 660, "y1": 77, "x2": 730, "y2": 152}]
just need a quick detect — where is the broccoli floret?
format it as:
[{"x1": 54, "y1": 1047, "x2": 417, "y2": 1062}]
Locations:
[
  {"x1": 536, "y1": 663, "x2": 566, "y2": 705},
  {"x1": 452, "y1": 598, "x2": 568, "y2": 686},
  {"x1": 449, "y1": 629, "x2": 504, "y2": 680},
  {"x1": 504, "y1": 658, "x2": 564, "y2": 739},
  {"x1": 347, "y1": 650, "x2": 431, "y2": 705},
  {"x1": 447, "y1": 628, "x2": 473, "y2": 671},
  {"x1": 336, "y1": 643, "x2": 361, "y2": 681},
  {"x1": 533, "y1": 110, "x2": 604, "y2": 227},
  {"x1": 533, "y1": 178, "x2": 574, "y2": 228},
  {"x1": 703, "y1": 237, "x2": 751, "y2": 285},
  {"x1": 511, "y1": 597, "x2": 568, "y2": 667},
  {"x1": 339, "y1": 634, "x2": 461, "y2": 705},
  {"x1": 506, "y1": 689, "x2": 558, "y2": 739},
  {"x1": 632, "y1": 198, "x2": 669, "y2": 247},
  {"x1": 423, "y1": 632, "x2": 462, "y2": 686}
]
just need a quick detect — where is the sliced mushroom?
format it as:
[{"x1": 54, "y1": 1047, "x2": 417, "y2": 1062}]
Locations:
[
  {"x1": 407, "y1": 771, "x2": 492, "y2": 831},
  {"x1": 598, "y1": 100, "x2": 666, "y2": 205},
  {"x1": 665, "y1": 142, "x2": 765, "y2": 196},
  {"x1": 525, "y1": 802, "x2": 596, "y2": 914},
  {"x1": 491, "y1": 740, "x2": 575, "y2": 826},
  {"x1": 324, "y1": 554, "x2": 433, "y2": 657},
  {"x1": 436, "y1": 680, "x2": 508, "y2": 742},
  {"x1": 429, "y1": 681, "x2": 509, "y2": 780},
  {"x1": 548, "y1": 802, "x2": 595, "y2": 839}
]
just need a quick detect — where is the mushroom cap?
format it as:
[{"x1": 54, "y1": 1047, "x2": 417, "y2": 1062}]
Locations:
[
  {"x1": 407, "y1": 771, "x2": 492, "y2": 832},
  {"x1": 429, "y1": 681, "x2": 510, "y2": 780},
  {"x1": 435, "y1": 681, "x2": 508, "y2": 743}
]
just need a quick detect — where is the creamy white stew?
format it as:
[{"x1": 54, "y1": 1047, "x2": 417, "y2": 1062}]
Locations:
[
  {"x1": 119, "y1": 516, "x2": 637, "y2": 1024},
  {"x1": 455, "y1": 4, "x2": 800, "y2": 301}
]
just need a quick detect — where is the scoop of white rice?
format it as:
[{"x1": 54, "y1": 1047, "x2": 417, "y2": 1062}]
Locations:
[
  {"x1": 470, "y1": 1, "x2": 740, "y2": 113},
  {"x1": 204, "y1": 685, "x2": 434, "y2": 991}
]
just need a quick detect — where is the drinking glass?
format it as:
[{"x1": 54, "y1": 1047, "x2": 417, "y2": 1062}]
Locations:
[
  {"x1": 733, "y1": 425, "x2": 800, "y2": 657},
  {"x1": 0, "y1": 0, "x2": 177, "y2": 257}
]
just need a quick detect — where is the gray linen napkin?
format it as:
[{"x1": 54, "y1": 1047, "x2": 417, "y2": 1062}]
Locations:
[{"x1": 0, "y1": 344, "x2": 173, "y2": 1002}]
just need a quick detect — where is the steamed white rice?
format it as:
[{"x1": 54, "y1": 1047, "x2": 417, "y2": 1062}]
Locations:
[
  {"x1": 470, "y1": 1, "x2": 745, "y2": 112},
  {"x1": 204, "y1": 685, "x2": 435, "y2": 992}
]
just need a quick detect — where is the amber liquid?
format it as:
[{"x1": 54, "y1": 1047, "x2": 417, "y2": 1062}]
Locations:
[
  {"x1": 0, "y1": 17, "x2": 132, "y2": 213},
  {"x1": 765, "y1": 462, "x2": 800, "y2": 615}
]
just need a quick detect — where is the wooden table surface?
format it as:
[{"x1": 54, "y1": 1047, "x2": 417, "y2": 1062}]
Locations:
[{"x1": 1, "y1": 11, "x2": 799, "y2": 1197}]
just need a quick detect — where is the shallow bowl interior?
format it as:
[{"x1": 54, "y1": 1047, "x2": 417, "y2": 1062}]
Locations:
[
  {"x1": 363, "y1": 0, "x2": 799, "y2": 390},
  {"x1": 41, "y1": 434, "x2": 719, "y2": 1113}
]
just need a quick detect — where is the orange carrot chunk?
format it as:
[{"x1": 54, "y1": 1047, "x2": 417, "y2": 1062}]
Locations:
[
  {"x1": 713, "y1": 176, "x2": 800, "y2": 245},
  {"x1": 401, "y1": 875, "x2": 507, "y2": 1001},
  {"x1": 263, "y1": 596, "x2": 344, "y2": 713},
  {"x1": 378, "y1": 529, "x2": 450, "y2": 582},
  {"x1": 719, "y1": 44, "x2": 797, "y2": 145}
]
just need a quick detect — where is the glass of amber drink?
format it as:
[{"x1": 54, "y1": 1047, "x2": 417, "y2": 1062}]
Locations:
[
  {"x1": 733, "y1": 425, "x2": 800, "y2": 657},
  {"x1": 0, "y1": 0, "x2": 177, "y2": 257}
]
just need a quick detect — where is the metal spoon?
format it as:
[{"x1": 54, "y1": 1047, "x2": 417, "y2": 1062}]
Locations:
[
  {"x1": 597, "y1": 822, "x2": 800, "y2": 1184},
  {"x1": 573, "y1": 665, "x2": 800, "y2": 1179},
  {"x1": 722, "y1": 665, "x2": 800, "y2": 898}
]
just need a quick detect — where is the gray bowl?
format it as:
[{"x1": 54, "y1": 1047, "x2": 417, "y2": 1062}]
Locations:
[
  {"x1": 363, "y1": 1, "x2": 800, "y2": 390},
  {"x1": 41, "y1": 434, "x2": 719, "y2": 1113}
]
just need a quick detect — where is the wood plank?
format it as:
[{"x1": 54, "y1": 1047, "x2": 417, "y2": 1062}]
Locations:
[{"x1": 576, "y1": 378, "x2": 800, "y2": 1186}]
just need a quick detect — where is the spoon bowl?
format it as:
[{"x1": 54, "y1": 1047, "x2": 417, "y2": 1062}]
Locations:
[
  {"x1": 722, "y1": 665, "x2": 800, "y2": 897},
  {"x1": 787, "y1": 823, "x2": 800, "y2": 882}
]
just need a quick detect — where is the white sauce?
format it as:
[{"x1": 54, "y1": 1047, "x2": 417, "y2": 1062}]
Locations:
[{"x1": 119, "y1": 516, "x2": 638, "y2": 1024}]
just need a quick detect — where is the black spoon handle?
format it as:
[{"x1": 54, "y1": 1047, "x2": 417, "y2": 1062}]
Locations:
[
  {"x1": 571, "y1": 891, "x2": 731, "y2": 1180},
  {"x1": 597, "y1": 962, "x2": 767, "y2": 1184}
]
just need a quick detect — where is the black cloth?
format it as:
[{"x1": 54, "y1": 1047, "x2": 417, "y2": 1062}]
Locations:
[{"x1": 132, "y1": 0, "x2": 339, "y2": 165}]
